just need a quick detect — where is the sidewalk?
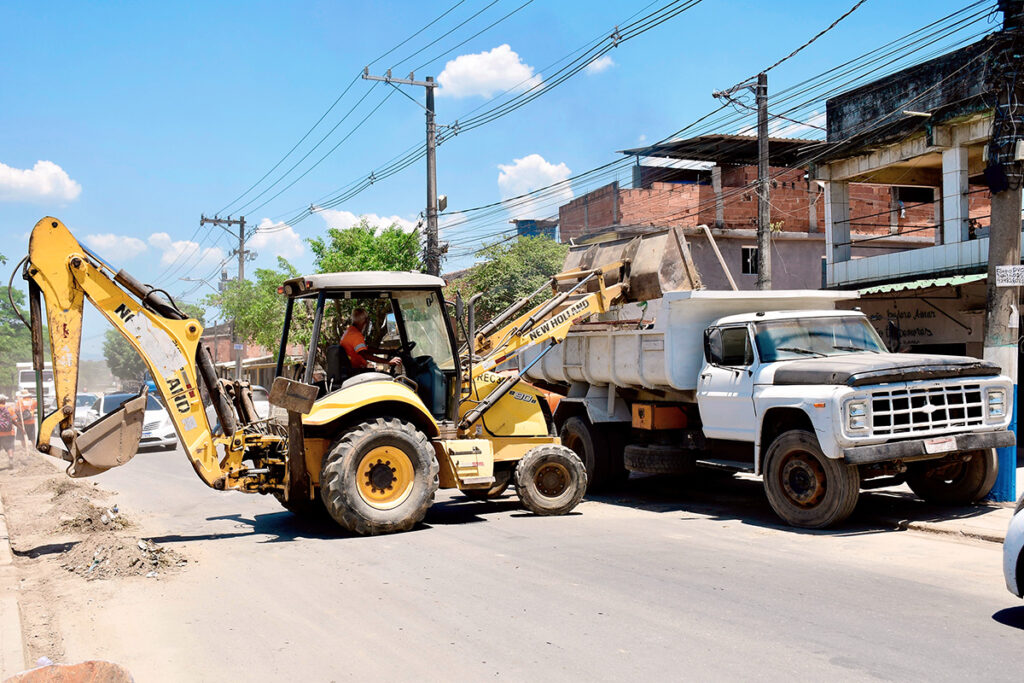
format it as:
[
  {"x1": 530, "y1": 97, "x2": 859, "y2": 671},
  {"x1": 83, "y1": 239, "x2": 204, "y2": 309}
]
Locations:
[
  {"x1": 0, "y1": 492, "x2": 26, "y2": 679},
  {"x1": 864, "y1": 467, "x2": 1023, "y2": 544}
]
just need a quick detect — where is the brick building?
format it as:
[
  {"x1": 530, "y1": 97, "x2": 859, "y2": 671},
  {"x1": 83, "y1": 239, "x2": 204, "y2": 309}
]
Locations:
[{"x1": 557, "y1": 135, "x2": 944, "y2": 289}]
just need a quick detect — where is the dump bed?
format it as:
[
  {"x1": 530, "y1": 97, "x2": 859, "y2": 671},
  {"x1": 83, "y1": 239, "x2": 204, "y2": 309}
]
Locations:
[{"x1": 522, "y1": 290, "x2": 857, "y2": 392}]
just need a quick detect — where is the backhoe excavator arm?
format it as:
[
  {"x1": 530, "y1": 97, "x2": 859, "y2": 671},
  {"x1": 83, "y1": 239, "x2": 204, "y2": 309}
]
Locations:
[{"x1": 24, "y1": 217, "x2": 271, "y2": 490}]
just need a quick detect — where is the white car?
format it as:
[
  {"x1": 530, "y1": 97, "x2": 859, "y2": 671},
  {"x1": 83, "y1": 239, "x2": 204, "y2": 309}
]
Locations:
[
  {"x1": 83, "y1": 392, "x2": 177, "y2": 451},
  {"x1": 72, "y1": 393, "x2": 100, "y2": 429},
  {"x1": 1004, "y1": 496, "x2": 1024, "y2": 596}
]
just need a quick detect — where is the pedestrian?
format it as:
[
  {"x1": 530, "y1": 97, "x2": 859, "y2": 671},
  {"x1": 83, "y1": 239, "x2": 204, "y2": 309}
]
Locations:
[
  {"x1": 0, "y1": 396, "x2": 16, "y2": 467},
  {"x1": 15, "y1": 392, "x2": 36, "y2": 449}
]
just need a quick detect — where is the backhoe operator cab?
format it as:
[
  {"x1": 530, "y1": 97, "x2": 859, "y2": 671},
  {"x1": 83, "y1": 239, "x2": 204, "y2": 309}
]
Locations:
[{"x1": 278, "y1": 273, "x2": 458, "y2": 421}]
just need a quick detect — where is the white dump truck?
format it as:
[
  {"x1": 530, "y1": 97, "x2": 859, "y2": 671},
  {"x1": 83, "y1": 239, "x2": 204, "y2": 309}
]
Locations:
[{"x1": 522, "y1": 290, "x2": 1015, "y2": 528}]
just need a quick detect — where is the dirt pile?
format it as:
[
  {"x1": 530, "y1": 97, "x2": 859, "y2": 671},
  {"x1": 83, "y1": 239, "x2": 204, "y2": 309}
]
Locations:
[{"x1": 60, "y1": 537, "x2": 187, "y2": 580}]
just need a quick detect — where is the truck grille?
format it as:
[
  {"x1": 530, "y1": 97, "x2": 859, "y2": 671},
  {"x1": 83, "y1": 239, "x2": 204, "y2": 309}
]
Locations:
[{"x1": 870, "y1": 384, "x2": 984, "y2": 436}]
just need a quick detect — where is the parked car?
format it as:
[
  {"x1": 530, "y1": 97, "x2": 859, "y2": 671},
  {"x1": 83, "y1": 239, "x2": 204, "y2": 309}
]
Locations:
[
  {"x1": 1003, "y1": 495, "x2": 1024, "y2": 597},
  {"x1": 72, "y1": 393, "x2": 100, "y2": 428},
  {"x1": 83, "y1": 392, "x2": 177, "y2": 451},
  {"x1": 205, "y1": 385, "x2": 271, "y2": 435}
]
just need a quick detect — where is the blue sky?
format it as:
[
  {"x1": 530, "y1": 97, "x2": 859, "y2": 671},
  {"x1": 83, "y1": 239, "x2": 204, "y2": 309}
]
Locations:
[{"x1": 0, "y1": 0, "x2": 993, "y2": 355}]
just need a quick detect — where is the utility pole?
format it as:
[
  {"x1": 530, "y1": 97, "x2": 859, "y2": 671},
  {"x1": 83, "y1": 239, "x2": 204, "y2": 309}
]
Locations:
[
  {"x1": 363, "y1": 68, "x2": 442, "y2": 275},
  {"x1": 712, "y1": 73, "x2": 771, "y2": 288},
  {"x1": 756, "y1": 72, "x2": 771, "y2": 290},
  {"x1": 983, "y1": 0, "x2": 1024, "y2": 502},
  {"x1": 199, "y1": 215, "x2": 248, "y2": 381}
]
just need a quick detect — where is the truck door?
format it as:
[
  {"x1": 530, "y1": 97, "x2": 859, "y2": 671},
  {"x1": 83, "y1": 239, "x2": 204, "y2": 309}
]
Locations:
[{"x1": 697, "y1": 325, "x2": 757, "y2": 442}]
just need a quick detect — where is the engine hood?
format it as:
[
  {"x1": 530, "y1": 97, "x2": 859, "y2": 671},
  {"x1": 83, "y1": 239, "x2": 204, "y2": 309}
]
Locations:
[{"x1": 767, "y1": 353, "x2": 1001, "y2": 387}]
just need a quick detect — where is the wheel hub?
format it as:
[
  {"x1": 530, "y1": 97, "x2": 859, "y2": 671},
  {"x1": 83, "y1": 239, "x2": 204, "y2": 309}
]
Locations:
[
  {"x1": 535, "y1": 463, "x2": 569, "y2": 497},
  {"x1": 780, "y1": 453, "x2": 827, "y2": 508},
  {"x1": 356, "y1": 446, "x2": 415, "y2": 510}
]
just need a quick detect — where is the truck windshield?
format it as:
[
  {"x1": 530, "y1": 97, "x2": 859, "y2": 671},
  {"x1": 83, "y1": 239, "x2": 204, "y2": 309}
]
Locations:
[
  {"x1": 754, "y1": 317, "x2": 887, "y2": 362},
  {"x1": 392, "y1": 290, "x2": 455, "y2": 370}
]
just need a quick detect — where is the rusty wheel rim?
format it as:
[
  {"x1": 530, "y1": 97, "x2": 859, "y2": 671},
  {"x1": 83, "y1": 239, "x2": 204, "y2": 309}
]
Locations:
[
  {"x1": 780, "y1": 452, "x2": 827, "y2": 508},
  {"x1": 535, "y1": 462, "x2": 570, "y2": 498}
]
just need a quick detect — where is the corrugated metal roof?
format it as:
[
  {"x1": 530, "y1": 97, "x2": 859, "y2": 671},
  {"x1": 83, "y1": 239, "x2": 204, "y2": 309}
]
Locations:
[{"x1": 858, "y1": 273, "x2": 986, "y2": 295}]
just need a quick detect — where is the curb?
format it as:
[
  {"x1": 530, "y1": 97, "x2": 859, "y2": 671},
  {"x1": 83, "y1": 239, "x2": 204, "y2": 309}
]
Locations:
[
  {"x1": 872, "y1": 515, "x2": 1007, "y2": 544},
  {"x1": 0, "y1": 493, "x2": 26, "y2": 678}
]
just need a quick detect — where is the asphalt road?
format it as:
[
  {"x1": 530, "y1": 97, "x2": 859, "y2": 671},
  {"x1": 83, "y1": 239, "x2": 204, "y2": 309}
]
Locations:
[{"x1": 29, "y1": 445, "x2": 1024, "y2": 681}]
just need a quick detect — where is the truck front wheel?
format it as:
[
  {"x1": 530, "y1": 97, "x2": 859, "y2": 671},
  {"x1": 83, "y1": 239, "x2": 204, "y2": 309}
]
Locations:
[
  {"x1": 905, "y1": 449, "x2": 998, "y2": 505},
  {"x1": 320, "y1": 418, "x2": 439, "y2": 535},
  {"x1": 763, "y1": 430, "x2": 860, "y2": 529}
]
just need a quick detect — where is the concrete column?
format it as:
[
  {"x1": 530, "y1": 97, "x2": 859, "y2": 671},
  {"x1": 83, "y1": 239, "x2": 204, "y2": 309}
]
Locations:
[
  {"x1": 933, "y1": 186, "x2": 943, "y2": 245},
  {"x1": 807, "y1": 180, "x2": 818, "y2": 233},
  {"x1": 889, "y1": 189, "x2": 900, "y2": 234},
  {"x1": 712, "y1": 166, "x2": 724, "y2": 229},
  {"x1": 941, "y1": 147, "x2": 969, "y2": 243},
  {"x1": 824, "y1": 180, "x2": 851, "y2": 264}
]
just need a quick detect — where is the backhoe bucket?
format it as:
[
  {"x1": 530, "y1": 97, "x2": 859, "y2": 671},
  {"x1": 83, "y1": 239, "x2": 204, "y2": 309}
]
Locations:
[
  {"x1": 562, "y1": 227, "x2": 701, "y2": 302},
  {"x1": 67, "y1": 391, "x2": 147, "y2": 477}
]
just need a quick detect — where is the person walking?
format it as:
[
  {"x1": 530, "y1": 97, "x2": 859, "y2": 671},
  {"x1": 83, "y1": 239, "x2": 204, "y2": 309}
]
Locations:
[
  {"x1": 0, "y1": 396, "x2": 16, "y2": 467},
  {"x1": 15, "y1": 392, "x2": 36, "y2": 448}
]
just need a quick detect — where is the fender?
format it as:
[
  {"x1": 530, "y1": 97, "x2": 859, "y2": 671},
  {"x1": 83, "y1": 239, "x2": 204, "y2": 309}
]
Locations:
[{"x1": 303, "y1": 378, "x2": 439, "y2": 436}]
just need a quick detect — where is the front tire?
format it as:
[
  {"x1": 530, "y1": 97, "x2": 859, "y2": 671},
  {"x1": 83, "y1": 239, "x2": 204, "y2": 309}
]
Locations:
[
  {"x1": 763, "y1": 429, "x2": 860, "y2": 529},
  {"x1": 514, "y1": 445, "x2": 587, "y2": 516},
  {"x1": 320, "y1": 418, "x2": 439, "y2": 535},
  {"x1": 906, "y1": 449, "x2": 998, "y2": 505}
]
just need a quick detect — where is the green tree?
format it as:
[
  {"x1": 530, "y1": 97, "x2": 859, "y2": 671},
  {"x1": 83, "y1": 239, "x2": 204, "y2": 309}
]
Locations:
[
  {"x1": 308, "y1": 219, "x2": 421, "y2": 273},
  {"x1": 450, "y1": 236, "x2": 568, "y2": 322},
  {"x1": 103, "y1": 329, "x2": 147, "y2": 383},
  {"x1": 0, "y1": 253, "x2": 34, "y2": 392}
]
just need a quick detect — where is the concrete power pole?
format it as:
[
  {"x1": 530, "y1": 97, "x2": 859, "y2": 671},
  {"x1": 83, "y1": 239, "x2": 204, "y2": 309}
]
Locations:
[
  {"x1": 363, "y1": 69, "x2": 442, "y2": 275},
  {"x1": 199, "y1": 215, "x2": 248, "y2": 381},
  {"x1": 756, "y1": 72, "x2": 771, "y2": 290},
  {"x1": 984, "y1": 0, "x2": 1024, "y2": 502}
]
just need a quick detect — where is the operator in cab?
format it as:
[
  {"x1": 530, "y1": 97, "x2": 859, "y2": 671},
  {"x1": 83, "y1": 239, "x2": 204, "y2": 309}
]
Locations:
[{"x1": 341, "y1": 308, "x2": 400, "y2": 370}]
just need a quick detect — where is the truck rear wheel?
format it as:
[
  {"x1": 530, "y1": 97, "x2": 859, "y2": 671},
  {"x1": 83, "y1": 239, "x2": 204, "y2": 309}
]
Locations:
[
  {"x1": 623, "y1": 443, "x2": 695, "y2": 475},
  {"x1": 905, "y1": 449, "x2": 998, "y2": 505},
  {"x1": 320, "y1": 418, "x2": 439, "y2": 535},
  {"x1": 515, "y1": 445, "x2": 587, "y2": 515},
  {"x1": 763, "y1": 429, "x2": 860, "y2": 529},
  {"x1": 560, "y1": 417, "x2": 628, "y2": 491}
]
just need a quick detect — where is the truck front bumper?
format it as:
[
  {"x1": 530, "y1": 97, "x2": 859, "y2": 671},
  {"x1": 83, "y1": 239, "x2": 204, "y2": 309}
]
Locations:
[{"x1": 842, "y1": 430, "x2": 1015, "y2": 465}]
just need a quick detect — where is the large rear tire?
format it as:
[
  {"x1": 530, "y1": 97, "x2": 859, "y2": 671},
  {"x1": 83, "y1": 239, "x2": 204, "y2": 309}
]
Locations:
[
  {"x1": 273, "y1": 491, "x2": 327, "y2": 519},
  {"x1": 762, "y1": 429, "x2": 860, "y2": 529},
  {"x1": 559, "y1": 417, "x2": 628, "y2": 490},
  {"x1": 320, "y1": 418, "x2": 439, "y2": 535},
  {"x1": 515, "y1": 445, "x2": 587, "y2": 516},
  {"x1": 905, "y1": 449, "x2": 998, "y2": 505}
]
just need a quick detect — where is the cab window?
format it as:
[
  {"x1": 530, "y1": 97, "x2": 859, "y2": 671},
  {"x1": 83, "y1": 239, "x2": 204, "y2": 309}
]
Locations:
[{"x1": 392, "y1": 291, "x2": 455, "y2": 370}]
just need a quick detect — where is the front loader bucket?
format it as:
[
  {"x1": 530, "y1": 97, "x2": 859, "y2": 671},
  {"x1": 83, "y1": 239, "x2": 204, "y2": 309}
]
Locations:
[
  {"x1": 562, "y1": 227, "x2": 701, "y2": 302},
  {"x1": 66, "y1": 391, "x2": 147, "y2": 477}
]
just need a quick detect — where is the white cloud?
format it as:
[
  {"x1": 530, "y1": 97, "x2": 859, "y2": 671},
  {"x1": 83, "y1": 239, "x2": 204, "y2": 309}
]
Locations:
[
  {"x1": 438, "y1": 44, "x2": 541, "y2": 98},
  {"x1": 148, "y1": 232, "x2": 225, "y2": 269},
  {"x1": 83, "y1": 233, "x2": 147, "y2": 260},
  {"x1": 250, "y1": 218, "x2": 304, "y2": 259},
  {"x1": 585, "y1": 55, "x2": 615, "y2": 75},
  {"x1": 497, "y1": 153, "x2": 573, "y2": 219},
  {"x1": 316, "y1": 209, "x2": 419, "y2": 233},
  {"x1": 637, "y1": 134, "x2": 647, "y2": 143},
  {"x1": 0, "y1": 160, "x2": 81, "y2": 202}
]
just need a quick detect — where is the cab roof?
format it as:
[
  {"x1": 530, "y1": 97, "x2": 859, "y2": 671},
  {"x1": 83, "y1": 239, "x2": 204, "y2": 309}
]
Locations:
[
  {"x1": 282, "y1": 271, "x2": 445, "y2": 297},
  {"x1": 713, "y1": 309, "x2": 867, "y2": 326}
]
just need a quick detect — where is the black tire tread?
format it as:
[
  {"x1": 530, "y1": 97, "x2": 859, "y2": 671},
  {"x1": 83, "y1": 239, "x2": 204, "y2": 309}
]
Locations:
[
  {"x1": 514, "y1": 445, "x2": 587, "y2": 515},
  {"x1": 623, "y1": 443, "x2": 695, "y2": 475}
]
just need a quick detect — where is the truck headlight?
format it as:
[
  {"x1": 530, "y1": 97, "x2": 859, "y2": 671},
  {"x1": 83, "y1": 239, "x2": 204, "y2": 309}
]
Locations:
[
  {"x1": 847, "y1": 401, "x2": 868, "y2": 431},
  {"x1": 987, "y1": 389, "x2": 1006, "y2": 418}
]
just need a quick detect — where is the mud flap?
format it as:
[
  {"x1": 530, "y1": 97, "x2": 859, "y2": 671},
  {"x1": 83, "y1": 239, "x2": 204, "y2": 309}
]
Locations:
[{"x1": 66, "y1": 391, "x2": 147, "y2": 477}]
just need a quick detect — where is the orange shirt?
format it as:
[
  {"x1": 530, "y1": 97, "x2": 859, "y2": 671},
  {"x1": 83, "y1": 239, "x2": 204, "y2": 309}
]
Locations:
[
  {"x1": 17, "y1": 398, "x2": 35, "y2": 424},
  {"x1": 340, "y1": 325, "x2": 368, "y2": 368}
]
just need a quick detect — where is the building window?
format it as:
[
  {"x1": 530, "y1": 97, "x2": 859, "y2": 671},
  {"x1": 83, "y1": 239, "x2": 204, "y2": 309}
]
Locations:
[{"x1": 741, "y1": 246, "x2": 759, "y2": 275}]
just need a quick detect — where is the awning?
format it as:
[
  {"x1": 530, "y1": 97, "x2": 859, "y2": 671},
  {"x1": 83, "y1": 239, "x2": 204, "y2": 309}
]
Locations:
[{"x1": 858, "y1": 273, "x2": 986, "y2": 295}]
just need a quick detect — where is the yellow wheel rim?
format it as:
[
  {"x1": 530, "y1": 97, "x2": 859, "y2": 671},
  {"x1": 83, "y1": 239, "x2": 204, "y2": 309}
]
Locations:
[{"x1": 357, "y1": 446, "x2": 415, "y2": 510}]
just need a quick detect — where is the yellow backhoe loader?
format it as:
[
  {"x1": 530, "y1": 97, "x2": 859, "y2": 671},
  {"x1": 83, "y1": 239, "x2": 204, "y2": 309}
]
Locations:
[{"x1": 16, "y1": 217, "x2": 676, "y2": 535}]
